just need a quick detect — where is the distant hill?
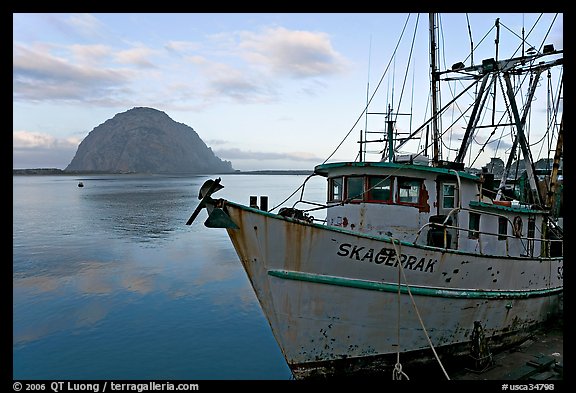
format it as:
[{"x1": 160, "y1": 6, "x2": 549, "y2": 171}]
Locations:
[{"x1": 65, "y1": 107, "x2": 234, "y2": 174}]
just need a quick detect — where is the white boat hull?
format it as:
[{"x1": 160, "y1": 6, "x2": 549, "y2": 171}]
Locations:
[{"x1": 219, "y1": 201, "x2": 563, "y2": 379}]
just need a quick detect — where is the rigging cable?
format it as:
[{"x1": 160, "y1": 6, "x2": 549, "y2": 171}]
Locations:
[
  {"x1": 396, "y1": 79, "x2": 480, "y2": 152},
  {"x1": 386, "y1": 14, "x2": 421, "y2": 157},
  {"x1": 267, "y1": 173, "x2": 317, "y2": 213},
  {"x1": 394, "y1": 13, "x2": 420, "y2": 124},
  {"x1": 322, "y1": 14, "x2": 413, "y2": 164}
]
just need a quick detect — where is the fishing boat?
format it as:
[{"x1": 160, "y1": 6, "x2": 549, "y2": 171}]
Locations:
[{"x1": 187, "y1": 13, "x2": 563, "y2": 379}]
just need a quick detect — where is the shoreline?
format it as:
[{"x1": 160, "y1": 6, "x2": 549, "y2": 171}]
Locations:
[{"x1": 12, "y1": 169, "x2": 314, "y2": 176}]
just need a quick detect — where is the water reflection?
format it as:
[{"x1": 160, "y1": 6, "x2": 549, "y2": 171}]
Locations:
[
  {"x1": 80, "y1": 176, "x2": 206, "y2": 243},
  {"x1": 13, "y1": 174, "x2": 320, "y2": 379}
]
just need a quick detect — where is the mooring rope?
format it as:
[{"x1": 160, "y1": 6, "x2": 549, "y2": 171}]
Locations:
[
  {"x1": 393, "y1": 239, "x2": 410, "y2": 380},
  {"x1": 390, "y1": 237, "x2": 451, "y2": 380}
]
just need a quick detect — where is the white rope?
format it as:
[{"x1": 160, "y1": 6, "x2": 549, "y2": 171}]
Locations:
[
  {"x1": 392, "y1": 361, "x2": 410, "y2": 380},
  {"x1": 392, "y1": 235, "x2": 409, "y2": 380},
  {"x1": 390, "y1": 237, "x2": 451, "y2": 380}
]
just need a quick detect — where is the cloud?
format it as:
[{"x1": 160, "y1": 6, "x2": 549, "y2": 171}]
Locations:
[
  {"x1": 13, "y1": 43, "x2": 133, "y2": 102},
  {"x1": 13, "y1": 131, "x2": 80, "y2": 168},
  {"x1": 185, "y1": 55, "x2": 207, "y2": 65},
  {"x1": 214, "y1": 147, "x2": 322, "y2": 161},
  {"x1": 69, "y1": 44, "x2": 112, "y2": 64},
  {"x1": 206, "y1": 73, "x2": 275, "y2": 103},
  {"x1": 13, "y1": 21, "x2": 349, "y2": 110},
  {"x1": 186, "y1": 55, "x2": 278, "y2": 104},
  {"x1": 13, "y1": 130, "x2": 80, "y2": 149},
  {"x1": 179, "y1": 26, "x2": 350, "y2": 104},
  {"x1": 205, "y1": 139, "x2": 229, "y2": 146},
  {"x1": 299, "y1": 79, "x2": 329, "y2": 97},
  {"x1": 66, "y1": 13, "x2": 105, "y2": 37},
  {"x1": 238, "y1": 27, "x2": 350, "y2": 78},
  {"x1": 164, "y1": 40, "x2": 201, "y2": 54},
  {"x1": 115, "y1": 47, "x2": 158, "y2": 68}
]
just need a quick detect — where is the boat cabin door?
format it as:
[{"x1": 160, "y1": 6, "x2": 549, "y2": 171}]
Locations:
[{"x1": 429, "y1": 181, "x2": 459, "y2": 248}]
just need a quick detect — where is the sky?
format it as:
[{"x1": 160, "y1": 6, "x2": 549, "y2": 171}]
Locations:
[{"x1": 13, "y1": 13, "x2": 563, "y2": 171}]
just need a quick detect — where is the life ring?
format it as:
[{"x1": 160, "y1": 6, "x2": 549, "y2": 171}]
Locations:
[{"x1": 513, "y1": 216, "x2": 523, "y2": 237}]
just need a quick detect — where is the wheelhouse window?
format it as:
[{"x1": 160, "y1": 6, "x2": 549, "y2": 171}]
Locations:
[
  {"x1": 328, "y1": 177, "x2": 343, "y2": 202},
  {"x1": 367, "y1": 176, "x2": 392, "y2": 202},
  {"x1": 346, "y1": 177, "x2": 364, "y2": 201},
  {"x1": 442, "y1": 183, "x2": 456, "y2": 209},
  {"x1": 327, "y1": 175, "x2": 423, "y2": 206},
  {"x1": 469, "y1": 212, "x2": 480, "y2": 239},
  {"x1": 498, "y1": 216, "x2": 507, "y2": 240},
  {"x1": 397, "y1": 178, "x2": 422, "y2": 204}
]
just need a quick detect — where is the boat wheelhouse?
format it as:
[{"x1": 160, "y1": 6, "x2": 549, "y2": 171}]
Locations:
[{"x1": 316, "y1": 160, "x2": 559, "y2": 258}]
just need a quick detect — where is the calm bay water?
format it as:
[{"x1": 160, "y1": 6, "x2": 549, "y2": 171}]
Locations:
[{"x1": 13, "y1": 173, "x2": 326, "y2": 380}]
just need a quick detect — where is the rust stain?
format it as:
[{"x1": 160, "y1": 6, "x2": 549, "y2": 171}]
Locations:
[
  {"x1": 283, "y1": 217, "x2": 317, "y2": 273},
  {"x1": 359, "y1": 204, "x2": 366, "y2": 229},
  {"x1": 419, "y1": 183, "x2": 431, "y2": 213}
]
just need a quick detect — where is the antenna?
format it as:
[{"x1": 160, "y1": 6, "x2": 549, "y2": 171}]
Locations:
[{"x1": 361, "y1": 35, "x2": 373, "y2": 162}]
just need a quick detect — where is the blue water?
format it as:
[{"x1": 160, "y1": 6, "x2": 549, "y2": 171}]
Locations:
[{"x1": 13, "y1": 173, "x2": 326, "y2": 380}]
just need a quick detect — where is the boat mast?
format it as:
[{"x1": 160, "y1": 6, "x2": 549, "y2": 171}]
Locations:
[
  {"x1": 429, "y1": 13, "x2": 441, "y2": 166},
  {"x1": 492, "y1": 18, "x2": 500, "y2": 126},
  {"x1": 546, "y1": 116, "x2": 563, "y2": 213}
]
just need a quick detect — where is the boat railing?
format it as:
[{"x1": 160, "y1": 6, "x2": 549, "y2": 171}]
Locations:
[
  {"x1": 414, "y1": 206, "x2": 563, "y2": 257},
  {"x1": 290, "y1": 200, "x2": 329, "y2": 224},
  {"x1": 282, "y1": 172, "x2": 338, "y2": 224}
]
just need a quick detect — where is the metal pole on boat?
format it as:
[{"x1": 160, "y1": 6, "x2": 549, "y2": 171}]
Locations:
[
  {"x1": 359, "y1": 129, "x2": 363, "y2": 162},
  {"x1": 492, "y1": 18, "x2": 500, "y2": 126},
  {"x1": 502, "y1": 72, "x2": 543, "y2": 206},
  {"x1": 429, "y1": 13, "x2": 441, "y2": 166},
  {"x1": 455, "y1": 74, "x2": 492, "y2": 164},
  {"x1": 386, "y1": 104, "x2": 395, "y2": 162},
  {"x1": 496, "y1": 68, "x2": 543, "y2": 202}
]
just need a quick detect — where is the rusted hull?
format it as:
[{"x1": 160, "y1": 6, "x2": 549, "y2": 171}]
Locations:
[{"x1": 220, "y1": 201, "x2": 563, "y2": 379}]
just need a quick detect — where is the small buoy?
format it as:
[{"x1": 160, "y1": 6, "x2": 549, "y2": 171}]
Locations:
[{"x1": 78, "y1": 182, "x2": 84, "y2": 188}]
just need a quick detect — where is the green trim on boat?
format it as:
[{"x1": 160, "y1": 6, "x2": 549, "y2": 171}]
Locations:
[
  {"x1": 469, "y1": 200, "x2": 544, "y2": 214},
  {"x1": 313, "y1": 161, "x2": 480, "y2": 181},
  {"x1": 267, "y1": 270, "x2": 563, "y2": 299}
]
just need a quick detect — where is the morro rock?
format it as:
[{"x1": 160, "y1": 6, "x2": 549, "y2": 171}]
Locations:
[{"x1": 65, "y1": 107, "x2": 233, "y2": 174}]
